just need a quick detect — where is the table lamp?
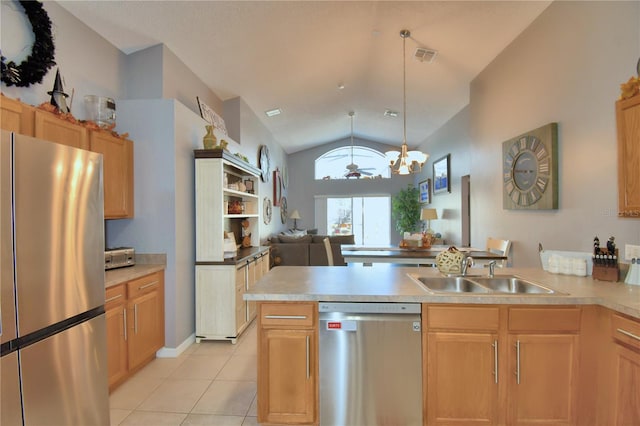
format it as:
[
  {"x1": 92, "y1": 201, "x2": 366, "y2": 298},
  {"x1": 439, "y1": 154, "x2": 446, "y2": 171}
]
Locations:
[
  {"x1": 420, "y1": 208, "x2": 438, "y2": 234},
  {"x1": 290, "y1": 209, "x2": 301, "y2": 230}
]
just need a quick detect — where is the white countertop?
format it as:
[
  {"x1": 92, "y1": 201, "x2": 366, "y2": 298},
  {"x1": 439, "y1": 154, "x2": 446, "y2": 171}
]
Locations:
[{"x1": 244, "y1": 266, "x2": 640, "y2": 319}]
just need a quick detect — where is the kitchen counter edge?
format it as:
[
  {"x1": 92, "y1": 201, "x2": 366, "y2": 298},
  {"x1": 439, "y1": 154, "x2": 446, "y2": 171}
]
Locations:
[{"x1": 105, "y1": 264, "x2": 165, "y2": 289}]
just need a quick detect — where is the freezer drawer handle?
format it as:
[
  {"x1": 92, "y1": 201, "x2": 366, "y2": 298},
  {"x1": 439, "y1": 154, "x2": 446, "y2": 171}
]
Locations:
[
  {"x1": 264, "y1": 315, "x2": 307, "y2": 320},
  {"x1": 106, "y1": 294, "x2": 123, "y2": 303},
  {"x1": 617, "y1": 328, "x2": 640, "y2": 341},
  {"x1": 139, "y1": 280, "x2": 158, "y2": 290}
]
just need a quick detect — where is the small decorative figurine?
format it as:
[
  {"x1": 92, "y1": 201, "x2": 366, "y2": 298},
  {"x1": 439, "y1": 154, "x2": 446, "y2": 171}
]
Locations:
[
  {"x1": 241, "y1": 219, "x2": 251, "y2": 248},
  {"x1": 47, "y1": 68, "x2": 69, "y2": 113},
  {"x1": 593, "y1": 236, "x2": 600, "y2": 255},
  {"x1": 607, "y1": 236, "x2": 616, "y2": 255}
]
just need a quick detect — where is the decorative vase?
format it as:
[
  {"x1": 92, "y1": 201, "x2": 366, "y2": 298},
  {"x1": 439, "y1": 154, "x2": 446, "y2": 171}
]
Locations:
[{"x1": 203, "y1": 125, "x2": 217, "y2": 149}]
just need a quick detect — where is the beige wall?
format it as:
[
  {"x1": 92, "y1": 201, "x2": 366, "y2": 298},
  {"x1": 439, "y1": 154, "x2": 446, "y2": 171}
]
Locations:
[{"x1": 420, "y1": 1, "x2": 640, "y2": 267}]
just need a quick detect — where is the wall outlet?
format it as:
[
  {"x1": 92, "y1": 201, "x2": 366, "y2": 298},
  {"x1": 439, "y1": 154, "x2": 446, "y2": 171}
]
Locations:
[{"x1": 624, "y1": 244, "x2": 640, "y2": 260}]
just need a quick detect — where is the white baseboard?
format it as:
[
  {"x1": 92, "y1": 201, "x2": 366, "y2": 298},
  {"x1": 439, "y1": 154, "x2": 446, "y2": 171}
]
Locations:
[{"x1": 155, "y1": 333, "x2": 196, "y2": 358}]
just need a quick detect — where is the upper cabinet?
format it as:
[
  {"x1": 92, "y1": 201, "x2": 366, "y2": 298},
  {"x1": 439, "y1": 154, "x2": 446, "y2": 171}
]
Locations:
[
  {"x1": 616, "y1": 96, "x2": 640, "y2": 218},
  {"x1": 34, "y1": 109, "x2": 89, "y2": 150},
  {"x1": 0, "y1": 96, "x2": 134, "y2": 219},
  {"x1": 90, "y1": 131, "x2": 134, "y2": 219},
  {"x1": 0, "y1": 95, "x2": 34, "y2": 135}
]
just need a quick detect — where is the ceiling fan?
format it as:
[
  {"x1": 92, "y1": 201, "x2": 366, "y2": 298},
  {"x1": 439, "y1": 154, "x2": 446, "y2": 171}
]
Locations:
[{"x1": 344, "y1": 112, "x2": 375, "y2": 178}]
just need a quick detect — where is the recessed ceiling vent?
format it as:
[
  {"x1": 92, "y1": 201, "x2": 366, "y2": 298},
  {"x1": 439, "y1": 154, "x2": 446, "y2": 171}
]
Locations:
[{"x1": 414, "y1": 47, "x2": 437, "y2": 63}]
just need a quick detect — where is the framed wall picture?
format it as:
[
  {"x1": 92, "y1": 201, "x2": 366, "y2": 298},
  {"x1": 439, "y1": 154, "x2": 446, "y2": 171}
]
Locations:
[
  {"x1": 419, "y1": 179, "x2": 431, "y2": 204},
  {"x1": 433, "y1": 154, "x2": 451, "y2": 194},
  {"x1": 273, "y1": 169, "x2": 282, "y2": 206}
]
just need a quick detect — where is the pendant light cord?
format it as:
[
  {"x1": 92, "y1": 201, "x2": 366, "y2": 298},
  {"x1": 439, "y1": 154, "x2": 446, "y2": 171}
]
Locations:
[{"x1": 402, "y1": 30, "x2": 409, "y2": 146}]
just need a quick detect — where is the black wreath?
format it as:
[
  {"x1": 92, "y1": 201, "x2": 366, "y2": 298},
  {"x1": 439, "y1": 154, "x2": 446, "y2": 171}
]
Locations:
[{"x1": 1, "y1": 1, "x2": 55, "y2": 87}]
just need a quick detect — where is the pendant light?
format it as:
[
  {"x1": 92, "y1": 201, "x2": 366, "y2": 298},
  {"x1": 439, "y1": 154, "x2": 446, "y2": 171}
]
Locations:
[{"x1": 385, "y1": 29, "x2": 428, "y2": 175}]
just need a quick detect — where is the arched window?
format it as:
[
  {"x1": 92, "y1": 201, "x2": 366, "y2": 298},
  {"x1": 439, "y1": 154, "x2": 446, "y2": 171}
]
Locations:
[{"x1": 315, "y1": 146, "x2": 390, "y2": 180}]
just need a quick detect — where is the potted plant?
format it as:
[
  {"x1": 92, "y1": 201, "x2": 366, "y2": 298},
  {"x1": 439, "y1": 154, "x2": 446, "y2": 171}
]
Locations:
[{"x1": 391, "y1": 184, "x2": 421, "y2": 239}]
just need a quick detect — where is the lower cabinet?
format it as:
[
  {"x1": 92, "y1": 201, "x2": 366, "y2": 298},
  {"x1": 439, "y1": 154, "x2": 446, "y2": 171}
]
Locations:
[
  {"x1": 105, "y1": 270, "x2": 165, "y2": 391},
  {"x1": 195, "y1": 249, "x2": 269, "y2": 343},
  {"x1": 424, "y1": 305, "x2": 581, "y2": 426},
  {"x1": 610, "y1": 313, "x2": 640, "y2": 425},
  {"x1": 257, "y1": 302, "x2": 317, "y2": 425}
]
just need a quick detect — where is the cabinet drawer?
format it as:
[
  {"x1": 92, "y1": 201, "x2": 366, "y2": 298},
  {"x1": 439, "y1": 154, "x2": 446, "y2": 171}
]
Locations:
[
  {"x1": 127, "y1": 272, "x2": 162, "y2": 299},
  {"x1": 611, "y1": 313, "x2": 640, "y2": 351},
  {"x1": 509, "y1": 307, "x2": 581, "y2": 332},
  {"x1": 105, "y1": 284, "x2": 126, "y2": 310},
  {"x1": 427, "y1": 305, "x2": 500, "y2": 331},
  {"x1": 259, "y1": 302, "x2": 316, "y2": 328}
]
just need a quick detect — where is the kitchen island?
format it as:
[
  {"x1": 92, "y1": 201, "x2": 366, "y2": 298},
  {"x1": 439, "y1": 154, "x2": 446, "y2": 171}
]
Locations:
[
  {"x1": 246, "y1": 266, "x2": 640, "y2": 426},
  {"x1": 245, "y1": 265, "x2": 640, "y2": 318}
]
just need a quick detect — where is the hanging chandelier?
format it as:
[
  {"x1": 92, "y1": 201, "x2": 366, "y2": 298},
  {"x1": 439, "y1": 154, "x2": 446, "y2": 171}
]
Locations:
[{"x1": 385, "y1": 29, "x2": 428, "y2": 175}]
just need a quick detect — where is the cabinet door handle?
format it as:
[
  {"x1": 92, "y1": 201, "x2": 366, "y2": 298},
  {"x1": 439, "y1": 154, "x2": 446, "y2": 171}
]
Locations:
[
  {"x1": 264, "y1": 315, "x2": 307, "y2": 320},
  {"x1": 492, "y1": 340, "x2": 498, "y2": 384},
  {"x1": 106, "y1": 294, "x2": 123, "y2": 303},
  {"x1": 617, "y1": 328, "x2": 640, "y2": 341},
  {"x1": 139, "y1": 280, "x2": 158, "y2": 290},
  {"x1": 306, "y1": 335, "x2": 310, "y2": 379},
  {"x1": 123, "y1": 308, "x2": 127, "y2": 341},
  {"x1": 515, "y1": 340, "x2": 521, "y2": 385},
  {"x1": 134, "y1": 304, "x2": 138, "y2": 334}
]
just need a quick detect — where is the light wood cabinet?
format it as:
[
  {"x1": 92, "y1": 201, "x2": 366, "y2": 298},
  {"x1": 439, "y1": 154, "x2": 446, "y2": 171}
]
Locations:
[
  {"x1": 425, "y1": 306, "x2": 501, "y2": 425},
  {"x1": 89, "y1": 131, "x2": 134, "y2": 218},
  {"x1": 127, "y1": 272, "x2": 164, "y2": 371},
  {"x1": 105, "y1": 284, "x2": 128, "y2": 391},
  {"x1": 610, "y1": 313, "x2": 640, "y2": 425},
  {"x1": 0, "y1": 95, "x2": 34, "y2": 135},
  {"x1": 423, "y1": 305, "x2": 581, "y2": 426},
  {"x1": 257, "y1": 302, "x2": 317, "y2": 425},
  {"x1": 616, "y1": 96, "x2": 640, "y2": 217},
  {"x1": 34, "y1": 109, "x2": 89, "y2": 150},
  {"x1": 105, "y1": 270, "x2": 164, "y2": 391}
]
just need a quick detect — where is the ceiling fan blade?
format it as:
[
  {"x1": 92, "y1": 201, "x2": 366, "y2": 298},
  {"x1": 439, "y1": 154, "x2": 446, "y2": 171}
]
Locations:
[{"x1": 359, "y1": 170, "x2": 374, "y2": 176}]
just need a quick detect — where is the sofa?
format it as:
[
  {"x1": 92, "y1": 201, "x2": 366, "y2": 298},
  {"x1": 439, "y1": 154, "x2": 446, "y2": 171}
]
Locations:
[{"x1": 268, "y1": 234, "x2": 355, "y2": 266}]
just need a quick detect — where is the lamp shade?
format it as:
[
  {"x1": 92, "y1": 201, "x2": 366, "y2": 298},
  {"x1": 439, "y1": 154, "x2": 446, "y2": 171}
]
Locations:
[
  {"x1": 420, "y1": 208, "x2": 438, "y2": 221},
  {"x1": 290, "y1": 209, "x2": 301, "y2": 220}
]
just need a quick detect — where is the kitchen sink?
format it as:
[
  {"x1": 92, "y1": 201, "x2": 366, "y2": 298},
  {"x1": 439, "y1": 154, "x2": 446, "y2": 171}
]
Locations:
[
  {"x1": 471, "y1": 276, "x2": 560, "y2": 294},
  {"x1": 411, "y1": 276, "x2": 490, "y2": 293},
  {"x1": 409, "y1": 274, "x2": 564, "y2": 295}
]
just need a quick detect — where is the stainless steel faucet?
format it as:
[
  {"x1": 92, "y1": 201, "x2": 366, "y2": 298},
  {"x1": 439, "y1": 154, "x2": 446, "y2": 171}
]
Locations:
[
  {"x1": 488, "y1": 260, "x2": 497, "y2": 278},
  {"x1": 461, "y1": 256, "x2": 474, "y2": 276}
]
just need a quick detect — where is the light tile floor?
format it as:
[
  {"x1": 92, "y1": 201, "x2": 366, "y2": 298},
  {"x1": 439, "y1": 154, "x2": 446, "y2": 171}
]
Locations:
[{"x1": 110, "y1": 321, "x2": 259, "y2": 426}]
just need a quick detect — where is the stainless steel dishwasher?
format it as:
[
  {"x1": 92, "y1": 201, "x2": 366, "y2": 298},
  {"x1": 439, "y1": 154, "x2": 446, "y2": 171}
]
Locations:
[{"x1": 319, "y1": 302, "x2": 423, "y2": 426}]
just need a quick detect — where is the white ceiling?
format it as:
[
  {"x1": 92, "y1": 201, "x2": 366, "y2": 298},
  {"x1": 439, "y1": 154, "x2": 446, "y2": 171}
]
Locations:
[{"x1": 57, "y1": 1, "x2": 551, "y2": 154}]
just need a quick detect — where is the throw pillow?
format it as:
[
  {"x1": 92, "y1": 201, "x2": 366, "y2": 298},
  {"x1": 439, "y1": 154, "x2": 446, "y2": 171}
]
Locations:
[{"x1": 278, "y1": 234, "x2": 313, "y2": 244}]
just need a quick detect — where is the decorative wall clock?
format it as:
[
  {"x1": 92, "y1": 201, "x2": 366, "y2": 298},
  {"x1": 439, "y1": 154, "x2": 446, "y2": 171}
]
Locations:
[
  {"x1": 263, "y1": 197, "x2": 272, "y2": 224},
  {"x1": 259, "y1": 145, "x2": 270, "y2": 182},
  {"x1": 502, "y1": 123, "x2": 558, "y2": 210}
]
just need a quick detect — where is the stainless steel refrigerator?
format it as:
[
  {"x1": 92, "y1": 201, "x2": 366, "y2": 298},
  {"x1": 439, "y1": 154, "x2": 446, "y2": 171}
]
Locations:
[{"x1": 1, "y1": 130, "x2": 110, "y2": 425}]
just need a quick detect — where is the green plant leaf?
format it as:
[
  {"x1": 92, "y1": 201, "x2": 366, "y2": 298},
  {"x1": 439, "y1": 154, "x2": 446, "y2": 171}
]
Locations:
[{"x1": 391, "y1": 185, "x2": 421, "y2": 235}]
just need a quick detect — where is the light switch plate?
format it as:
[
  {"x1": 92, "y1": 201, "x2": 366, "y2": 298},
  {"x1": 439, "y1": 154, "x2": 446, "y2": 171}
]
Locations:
[{"x1": 624, "y1": 244, "x2": 640, "y2": 260}]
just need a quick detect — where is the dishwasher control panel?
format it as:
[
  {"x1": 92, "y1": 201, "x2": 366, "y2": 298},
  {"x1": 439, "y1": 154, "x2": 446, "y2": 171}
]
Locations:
[{"x1": 319, "y1": 302, "x2": 421, "y2": 314}]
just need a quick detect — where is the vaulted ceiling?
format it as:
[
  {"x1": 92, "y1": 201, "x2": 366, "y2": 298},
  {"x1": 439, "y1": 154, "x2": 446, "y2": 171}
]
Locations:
[{"x1": 58, "y1": 1, "x2": 550, "y2": 153}]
